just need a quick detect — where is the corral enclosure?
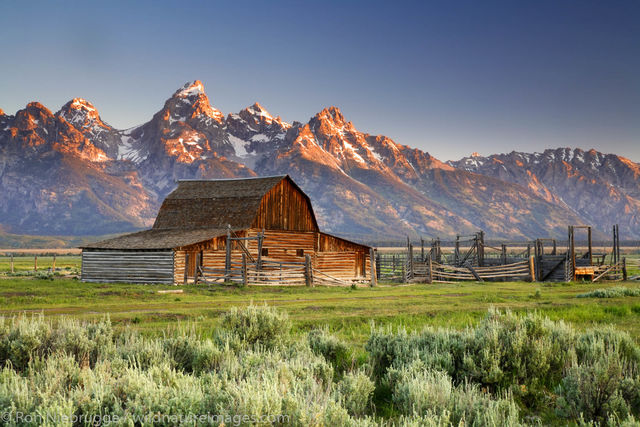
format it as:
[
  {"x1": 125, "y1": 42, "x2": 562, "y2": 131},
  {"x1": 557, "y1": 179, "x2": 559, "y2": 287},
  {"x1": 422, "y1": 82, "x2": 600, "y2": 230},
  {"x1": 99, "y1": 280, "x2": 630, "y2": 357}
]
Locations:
[{"x1": 377, "y1": 227, "x2": 637, "y2": 284}]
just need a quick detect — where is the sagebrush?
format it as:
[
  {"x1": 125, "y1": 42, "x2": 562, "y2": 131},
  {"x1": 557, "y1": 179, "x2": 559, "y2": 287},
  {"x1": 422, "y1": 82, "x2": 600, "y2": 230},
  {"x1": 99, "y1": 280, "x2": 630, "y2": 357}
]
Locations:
[{"x1": 1, "y1": 306, "x2": 639, "y2": 425}]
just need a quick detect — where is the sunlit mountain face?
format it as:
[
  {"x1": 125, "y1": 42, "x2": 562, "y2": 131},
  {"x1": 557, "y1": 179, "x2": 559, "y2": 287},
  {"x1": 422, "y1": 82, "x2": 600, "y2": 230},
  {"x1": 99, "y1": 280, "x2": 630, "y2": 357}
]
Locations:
[{"x1": 1, "y1": 81, "x2": 637, "y2": 240}]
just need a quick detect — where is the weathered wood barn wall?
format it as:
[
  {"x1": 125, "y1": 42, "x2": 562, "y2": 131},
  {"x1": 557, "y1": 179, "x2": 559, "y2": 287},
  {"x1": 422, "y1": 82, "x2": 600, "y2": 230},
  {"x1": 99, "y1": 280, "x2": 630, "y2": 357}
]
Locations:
[{"x1": 81, "y1": 175, "x2": 371, "y2": 284}]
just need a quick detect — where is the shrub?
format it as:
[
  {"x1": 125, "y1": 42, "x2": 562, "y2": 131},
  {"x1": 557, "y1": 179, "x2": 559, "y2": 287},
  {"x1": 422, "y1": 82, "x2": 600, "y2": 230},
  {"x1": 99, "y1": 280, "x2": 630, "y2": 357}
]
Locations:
[
  {"x1": 2, "y1": 306, "x2": 640, "y2": 425},
  {"x1": 337, "y1": 370, "x2": 375, "y2": 416},
  {"x1": 115, "y1": 329, "x2": 169, "y2": 370},
  {"x1": 308, "y1": 328, "x2": 352, "y2": 374},
  {"x1": 388, "y1": 362, "x2": 521, "y2": 425},
  {"x1": 367, "y1": 309, "x2": 573, "y2": 397},
  {"x1": 0, "y1": 315, "x2": 113, "y2": 371},
  {"x1": 556, "y1": 352, "x2": 629, "y2": 423},
  {"x1": 577, "y1": 287, "x2": 640, "y2": 299},
  {"x1": 220, "y1": 304, "x2": 291, "y2": 349}
]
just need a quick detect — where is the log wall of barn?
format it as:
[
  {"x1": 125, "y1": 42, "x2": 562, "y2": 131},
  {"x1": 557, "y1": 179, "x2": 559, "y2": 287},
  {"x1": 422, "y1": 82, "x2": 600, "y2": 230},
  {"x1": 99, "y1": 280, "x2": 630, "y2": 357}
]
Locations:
[
  {"x1": 174, "y1": 250, "x2": 186, "y2": 284},
  {"x1": 82, "y1": 250, "x2": 174, "y2": 284}
]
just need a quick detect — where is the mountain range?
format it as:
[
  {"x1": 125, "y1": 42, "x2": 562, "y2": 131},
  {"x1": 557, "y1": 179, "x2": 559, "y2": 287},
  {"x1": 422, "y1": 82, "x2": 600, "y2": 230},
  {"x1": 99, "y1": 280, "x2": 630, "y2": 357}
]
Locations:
[{"x1": 1, "y1": 80, "x2": 638, "y2": 243}]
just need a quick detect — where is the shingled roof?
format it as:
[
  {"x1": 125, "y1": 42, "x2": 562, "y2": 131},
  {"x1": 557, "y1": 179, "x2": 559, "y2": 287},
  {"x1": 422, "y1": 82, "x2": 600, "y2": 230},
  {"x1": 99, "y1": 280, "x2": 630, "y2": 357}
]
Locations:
[
  {"x1": 153, "y1": 175, "x2": 289, "y2": 230},
  {"x1": 81, "y1": 227, "x2": 229, "y2": 250},
  {"x1": 83, "y1": 175, "x2": 315, "y2": 250}
]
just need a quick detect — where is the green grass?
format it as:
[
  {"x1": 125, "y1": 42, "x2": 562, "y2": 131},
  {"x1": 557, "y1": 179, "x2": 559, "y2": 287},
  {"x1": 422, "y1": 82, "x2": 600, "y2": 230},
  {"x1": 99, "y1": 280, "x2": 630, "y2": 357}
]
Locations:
[
  {"x1": 1, "y1": 277, "x2": 640, "y2": 345},
  {"x1": 0, "y1": 255, "x2": 81, "y2": 273}
]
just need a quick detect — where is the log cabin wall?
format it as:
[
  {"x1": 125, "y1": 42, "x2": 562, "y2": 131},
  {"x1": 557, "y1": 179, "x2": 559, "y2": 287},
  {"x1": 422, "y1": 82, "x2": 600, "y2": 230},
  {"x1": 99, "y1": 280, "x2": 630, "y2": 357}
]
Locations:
[
  {"x1": 174, "y1": 250, "x2": 186, "y2": 284},
  {"x1": 316, "y1": 232, "x2": 369, "y2": 278},
  {"x1": 82, "y1": 250, "x2": 174, "y2": 284}
]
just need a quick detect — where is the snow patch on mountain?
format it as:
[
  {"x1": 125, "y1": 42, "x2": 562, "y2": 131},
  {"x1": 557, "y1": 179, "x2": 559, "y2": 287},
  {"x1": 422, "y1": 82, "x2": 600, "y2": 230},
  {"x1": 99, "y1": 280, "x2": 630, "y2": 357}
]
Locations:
[{"x1": 228, "y1": 135, "x2": 249, "y2": 157}]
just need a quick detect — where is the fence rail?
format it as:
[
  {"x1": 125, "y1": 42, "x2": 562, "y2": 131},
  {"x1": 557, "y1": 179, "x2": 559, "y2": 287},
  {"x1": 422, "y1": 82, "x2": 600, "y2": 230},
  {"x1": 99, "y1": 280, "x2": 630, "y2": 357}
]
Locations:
[{"x1": 197, "y1": 254, "x2": 361, "y2": 287}]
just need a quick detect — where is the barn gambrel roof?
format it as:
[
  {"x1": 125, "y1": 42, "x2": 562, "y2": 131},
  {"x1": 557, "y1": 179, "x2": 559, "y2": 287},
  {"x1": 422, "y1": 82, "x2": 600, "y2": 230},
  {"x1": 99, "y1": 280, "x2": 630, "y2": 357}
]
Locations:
[
  {"x1": 153, "y1": 175, "x2": 318, "y2": 230},
  {"x1": 82, "y1": 175, "x2": 320, "y2": 250}
]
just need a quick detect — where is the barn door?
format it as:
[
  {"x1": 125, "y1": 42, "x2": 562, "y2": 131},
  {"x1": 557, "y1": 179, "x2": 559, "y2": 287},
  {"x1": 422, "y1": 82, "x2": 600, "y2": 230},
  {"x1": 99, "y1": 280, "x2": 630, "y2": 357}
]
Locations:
[
  {"x1": 356, "y1": 252, "x2": 364, "y2": 277},
  {"x1": 187, "y1": 251, "x2": 197, "y2": 277}
]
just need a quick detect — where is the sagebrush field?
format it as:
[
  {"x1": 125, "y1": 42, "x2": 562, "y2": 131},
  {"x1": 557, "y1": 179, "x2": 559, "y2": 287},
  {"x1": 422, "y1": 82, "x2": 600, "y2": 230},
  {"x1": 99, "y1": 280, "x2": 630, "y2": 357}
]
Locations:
[{"x1": 1, "y1": 273, "x2": 640, "y2": 424}]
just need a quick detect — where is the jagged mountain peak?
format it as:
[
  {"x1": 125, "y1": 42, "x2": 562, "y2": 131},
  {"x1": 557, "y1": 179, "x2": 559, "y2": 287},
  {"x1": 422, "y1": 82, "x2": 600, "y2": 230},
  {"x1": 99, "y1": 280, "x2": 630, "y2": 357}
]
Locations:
[
  {"x1": 58, "y1": 98, "x2": 103, "y2": 125},
  {"x1": 314, "y1": 106, "x2": 346, "y2": 126},
  {"x1": 23, "y1": 102, "x2": 52, "y2": 114},
  {"x1": 56, "y1": 98, "x2": 122, "y2": 159},
  {"x1": 173, "y1": 80, "x2": 206, "y2": 98},
  {"x1": 309, "y1": 106, "x2": 354, "y2": 139},
  {"x1": 238, "y1": 102, "x2": 291, "y2": 129},
  {"x1": 165, "y1": 80, "x2": 224, "y2": 123},
  {"x1": 248, "y1": 101, "x2": 267, "y2": 112},
  {"x1": 14, "y1": 102, "x2": 56, "y2": 131}
]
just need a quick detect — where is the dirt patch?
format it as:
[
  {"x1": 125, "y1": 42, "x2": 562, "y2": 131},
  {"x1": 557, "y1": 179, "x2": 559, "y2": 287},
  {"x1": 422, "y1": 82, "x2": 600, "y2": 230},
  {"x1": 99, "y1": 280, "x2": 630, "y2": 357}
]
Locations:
[
  {"x1": 145, "y1": 312, "x2": 189, "y2": 321},
  {"x1": 0, "y1": 292, "x2": 36, "y2": 297}
]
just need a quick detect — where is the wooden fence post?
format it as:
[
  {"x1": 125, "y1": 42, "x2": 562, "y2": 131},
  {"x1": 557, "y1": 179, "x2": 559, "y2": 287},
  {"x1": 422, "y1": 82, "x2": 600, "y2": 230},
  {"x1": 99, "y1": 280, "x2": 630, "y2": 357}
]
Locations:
[
  {"x1": 477, "y1": 231, "x2": 485, "y2": 267},
  {"x1": 427, "y1": 253, "x2": 433, "y2": 284},
  {"x1": 369, "y1": 248, "x2": 377, "y2": 287},
  {"x1": 623, "y1": 257, "x2": 627, "y2": 281},
  {"x1": 257, "y1": 229, "x2": 264, "y2": 270},
  {"x1": 242, "y1": 253, "x2": 248, "y2": 286},
  {"x1": 501, "y1": 244, "x2": 507, "y2": 265},
  {"x1": 10, "y1": 254, "x2": 14, "y2": 274},
  {"x1": 34, "y1": 255, "x2": 38, "y2": 272},
  {"x1": 305, "y1": 254, "x2": 312, "y2": 287},
  {"x1": 52, "y1": 254, "x2": 56, "y2": 272},
  {"x1": 529, "y1": 255, "x2": 536, "y2": 282},
  {"x1": 408, "y1": 244, "x2": 414, "y2": 280},
  {"x1": 375, "y1": 252, "x2": 381, "y2": 280},
  {"x1": 184, "y1": 252, "x2": 189, "y2": 284},
  {"x1": 194, "y1": 252, "x2": 201, "y2": 284},
  {"x1": 225, "y1": 228, "x2": 232, "y2": 280}
]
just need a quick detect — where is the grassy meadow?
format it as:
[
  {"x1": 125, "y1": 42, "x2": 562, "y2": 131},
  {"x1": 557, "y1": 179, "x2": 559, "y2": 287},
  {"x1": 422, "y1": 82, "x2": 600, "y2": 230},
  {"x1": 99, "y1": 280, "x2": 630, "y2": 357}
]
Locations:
[
  {"x1": 2, "y1": 254, "x2": 640, "y2": 425},
  {"x1": 1, "y1": 275, "x2": 640, "y2": 344}
]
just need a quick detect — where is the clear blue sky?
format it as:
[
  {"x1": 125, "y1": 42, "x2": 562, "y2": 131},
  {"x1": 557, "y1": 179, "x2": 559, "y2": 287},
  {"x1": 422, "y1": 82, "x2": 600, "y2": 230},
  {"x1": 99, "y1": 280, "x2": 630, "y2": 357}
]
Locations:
[{"x1": 1, "y1": 0, "x2": 638, "y2": 161}]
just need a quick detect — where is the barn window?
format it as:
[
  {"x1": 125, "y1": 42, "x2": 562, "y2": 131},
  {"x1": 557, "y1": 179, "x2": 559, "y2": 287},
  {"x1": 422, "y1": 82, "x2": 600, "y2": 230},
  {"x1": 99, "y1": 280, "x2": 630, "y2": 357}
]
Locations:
[
  {"x1": 262, "y1": 248, "x2": 269, "y2": 256},
  {"x1": 296, "y1": 249, "x2": 304, "y2": 257}
]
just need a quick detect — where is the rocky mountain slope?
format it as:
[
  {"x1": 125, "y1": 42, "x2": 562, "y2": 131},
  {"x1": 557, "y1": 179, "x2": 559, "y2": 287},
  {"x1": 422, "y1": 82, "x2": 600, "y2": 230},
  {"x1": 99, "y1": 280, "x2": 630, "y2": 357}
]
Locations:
[
  {"x1": 0, "y1": 102, "x2": 155, "y2": 235},
  {"x1": 449, "y1": 149, "x2": 640, "y2": 239},
  {"x1": 1, "y1": 81, "x2": 636, "y2": 240}
]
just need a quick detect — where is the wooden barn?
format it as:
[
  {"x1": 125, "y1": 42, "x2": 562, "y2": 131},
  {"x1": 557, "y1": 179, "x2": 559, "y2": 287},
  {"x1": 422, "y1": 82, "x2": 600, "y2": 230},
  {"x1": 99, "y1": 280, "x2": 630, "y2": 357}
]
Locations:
[{"x1": 81, "y1": 175, "x2": 373, "y2": 285}]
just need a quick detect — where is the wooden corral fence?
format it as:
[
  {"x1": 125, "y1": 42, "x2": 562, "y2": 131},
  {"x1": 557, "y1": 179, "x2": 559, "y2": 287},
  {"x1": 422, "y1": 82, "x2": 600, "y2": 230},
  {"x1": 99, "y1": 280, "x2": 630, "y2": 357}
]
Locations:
[
  {"x1": 626, "y1": 258, "x2": 640, "y2": 281},
  {"x1": 405, "y1": 256, "x2": 534, "y2": 283},
  {"x1": 197, "y1": 253, "x2": 361, "y2": 287},
  {"x1": 376, "y1": 253, "x2": 406, "y2": 281},
  {"x1": 391, "y1": 225, "x2": 631, "y2": 284},
  {"x1": 389, "y1": 233, "x2": 536, "y2": 283},
  {"x1": 193, "y1": 228, "x2": 374, "y2": 287}
]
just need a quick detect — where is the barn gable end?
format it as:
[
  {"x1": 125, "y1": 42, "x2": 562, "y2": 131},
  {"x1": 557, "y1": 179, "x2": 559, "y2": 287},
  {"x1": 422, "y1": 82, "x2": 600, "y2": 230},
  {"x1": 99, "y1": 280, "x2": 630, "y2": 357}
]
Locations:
[{"x1": 251, "y1": 177, "x2": 318, "y2": 232}]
